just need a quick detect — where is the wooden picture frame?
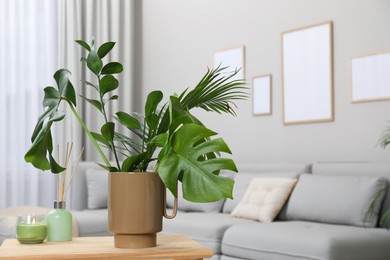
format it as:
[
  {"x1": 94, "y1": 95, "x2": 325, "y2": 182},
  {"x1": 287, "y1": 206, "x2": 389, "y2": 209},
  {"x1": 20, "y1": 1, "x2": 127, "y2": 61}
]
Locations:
[
  {"x1": 350, "y1": 50, "x2": 390, "y2": 103},
  {"x1": 214, "y1": 46, "x2": 245, "y2": 80},
  {"x1": 252, "y1": 74, "x2": 272, "y2": 116},
  {"x1": 281, "y1": 21, "x2": 334, "y2": 125}
]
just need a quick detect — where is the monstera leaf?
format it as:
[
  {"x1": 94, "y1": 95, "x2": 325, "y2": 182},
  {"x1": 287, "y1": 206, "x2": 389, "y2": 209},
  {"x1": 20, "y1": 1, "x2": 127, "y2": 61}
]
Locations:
[
  {"x1": 25, "y1": 69, "x2": 76, "y2": 173},
  {"x1": 157, "y1": 124, "x2": 237, "y2": 202}
]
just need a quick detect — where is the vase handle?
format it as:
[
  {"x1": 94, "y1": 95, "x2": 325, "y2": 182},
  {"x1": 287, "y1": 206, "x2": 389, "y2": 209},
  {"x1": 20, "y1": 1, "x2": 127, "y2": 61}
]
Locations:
[{"x1": 163, "y1": 186, "x2": 178, "y2": 219}]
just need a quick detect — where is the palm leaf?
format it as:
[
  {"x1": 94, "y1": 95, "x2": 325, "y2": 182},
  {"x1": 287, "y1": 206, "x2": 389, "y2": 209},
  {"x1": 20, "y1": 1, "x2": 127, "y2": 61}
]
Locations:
[
  {"x1": 180, "y1": 66, "x2": 248, "y2": 115},
  {"x1": 379, "y1": 124, "x2": 390, "y2": 148}
]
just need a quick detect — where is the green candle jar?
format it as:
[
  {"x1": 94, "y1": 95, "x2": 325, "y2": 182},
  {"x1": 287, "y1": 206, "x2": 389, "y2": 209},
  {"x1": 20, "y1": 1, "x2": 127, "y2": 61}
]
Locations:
[{"x1": 16, "y1": 214, "x2": 47, "y2": 244}]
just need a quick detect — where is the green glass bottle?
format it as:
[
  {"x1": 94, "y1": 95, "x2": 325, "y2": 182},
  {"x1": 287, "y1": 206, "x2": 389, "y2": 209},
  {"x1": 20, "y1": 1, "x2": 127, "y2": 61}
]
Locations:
[{"x1": 46, "y1": 201, "x2": 72, "y2": 242}]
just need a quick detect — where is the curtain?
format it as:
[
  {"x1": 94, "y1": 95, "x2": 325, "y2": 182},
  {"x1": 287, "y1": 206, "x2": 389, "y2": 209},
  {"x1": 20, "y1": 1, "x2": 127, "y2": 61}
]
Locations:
[
  {"x1": 57, "y1": 0, "x2": 134, "y2": 164},
  {"x1": 0, "y1": 0, "x2": 58, "y2": 210}
]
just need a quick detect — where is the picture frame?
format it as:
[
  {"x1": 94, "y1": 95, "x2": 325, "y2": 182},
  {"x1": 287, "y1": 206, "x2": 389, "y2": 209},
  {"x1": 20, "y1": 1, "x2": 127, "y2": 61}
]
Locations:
[
  {"x1": 214, "y1": 45, "x2": 245, "y2": 81},
  {"x1": 252, "y1": 74, "x2": 272, "y2": 116},
  {"x1": 281, "y1": 21, "x2": 334, "y2": 125},
  {"x1": 350, "y1": 50, "x2": 390, "y2": 103}
]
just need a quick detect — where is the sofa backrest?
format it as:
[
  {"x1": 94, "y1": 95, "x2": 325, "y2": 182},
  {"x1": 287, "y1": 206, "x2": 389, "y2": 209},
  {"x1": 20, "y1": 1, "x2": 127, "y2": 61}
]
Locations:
[
  {"x1": 312, "y1": 162, "x2": 390, "y2": 228},
  {"x1": 69, "y1": 161, "x2": 106, "y2": 211},
  {"x1": 222, "y1": 162, "x2": 312, "y2": 214}
]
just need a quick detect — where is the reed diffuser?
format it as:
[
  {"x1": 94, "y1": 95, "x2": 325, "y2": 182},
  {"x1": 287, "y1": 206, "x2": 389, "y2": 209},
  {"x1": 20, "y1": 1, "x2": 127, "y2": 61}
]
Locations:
[{"x1": 46, "y1": 143, "x2": 83, "y2": 242}]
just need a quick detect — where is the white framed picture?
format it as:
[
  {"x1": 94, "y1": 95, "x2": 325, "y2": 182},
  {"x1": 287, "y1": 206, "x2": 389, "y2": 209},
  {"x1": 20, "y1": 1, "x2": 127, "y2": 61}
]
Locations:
[
  {"x1": 282, "y1": 21, "x2": 334, "y2": 125},
  {"x1": 252, "y1": 74, "x2": 272, "y2": 116},
  {"x1": 351, "y1": 51, "x2": 390, "y2": 103},
  {"x1": 214, "y1": 46, "x2": 245, "y2": 81}
]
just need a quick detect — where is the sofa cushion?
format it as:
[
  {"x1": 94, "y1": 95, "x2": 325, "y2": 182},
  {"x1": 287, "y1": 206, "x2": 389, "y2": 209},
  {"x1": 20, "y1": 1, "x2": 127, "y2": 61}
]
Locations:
[
  {"x1": 231, "y1": 178, "x2": 297, "y2": 222},
  {"x1": 85, "y1": 169, "x2": 108, "y2": 209},
  {"x1": 162, "y1": 212, "x2": 250, "y2": 254},
  {"x1": 222, "y1": 221, "x2": 390, "y2": 260},
  {"x1": 312, "y1": 162, "x2": 390, "y2": 228},
  {"x1": 286, "y1": 174, "x2": 387, "y2": 227},
  {"x1": 71, "y1": 209, "x2": 110, "y2": 237},
  {"x1": 223, "y1": 172, "x2": 301, "y2": 214}
]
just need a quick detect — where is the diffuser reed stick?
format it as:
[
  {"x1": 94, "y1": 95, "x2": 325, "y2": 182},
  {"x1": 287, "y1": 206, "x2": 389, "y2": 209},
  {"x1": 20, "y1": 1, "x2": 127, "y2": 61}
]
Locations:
[{"x1": 56, "y1": 142, "x2": 84, "y2": 202}]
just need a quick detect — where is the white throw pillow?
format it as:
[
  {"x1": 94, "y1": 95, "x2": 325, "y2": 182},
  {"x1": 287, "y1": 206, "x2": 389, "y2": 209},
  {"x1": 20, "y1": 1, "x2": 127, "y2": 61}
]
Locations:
[{"x1": 231, "y1": 177, "x2": 297, "y2": 222}]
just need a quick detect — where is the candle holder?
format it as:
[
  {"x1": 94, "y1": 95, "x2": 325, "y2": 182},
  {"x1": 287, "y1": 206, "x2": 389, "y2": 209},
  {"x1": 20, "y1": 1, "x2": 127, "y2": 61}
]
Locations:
[{"x1": 16, "y1": 214, "x2": 47, "y2": 244}]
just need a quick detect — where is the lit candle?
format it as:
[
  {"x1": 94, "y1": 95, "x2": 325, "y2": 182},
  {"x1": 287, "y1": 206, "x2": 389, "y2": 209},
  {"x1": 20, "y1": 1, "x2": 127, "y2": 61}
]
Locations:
[{"x1": 16, "y1": 214, "x2": 47, "y2": 244}]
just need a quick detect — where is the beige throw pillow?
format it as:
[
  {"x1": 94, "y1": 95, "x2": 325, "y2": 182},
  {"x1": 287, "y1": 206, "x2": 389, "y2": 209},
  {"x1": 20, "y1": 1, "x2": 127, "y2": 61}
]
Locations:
[{"x1": 231, "y1": 177, "x2": 297, "y2": 222}]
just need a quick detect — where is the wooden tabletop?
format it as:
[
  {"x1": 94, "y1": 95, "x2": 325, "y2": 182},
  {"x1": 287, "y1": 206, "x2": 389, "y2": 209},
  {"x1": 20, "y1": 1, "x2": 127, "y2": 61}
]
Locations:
[{"x1": 0, "y1": 235, "x2": 214, "y2": 259}]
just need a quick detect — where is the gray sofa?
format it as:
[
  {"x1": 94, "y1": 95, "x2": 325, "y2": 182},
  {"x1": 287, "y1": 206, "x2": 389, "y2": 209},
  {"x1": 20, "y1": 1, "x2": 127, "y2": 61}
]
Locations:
[{"x1": 69, "y1": 162, "x2": 390, "y2": 260}]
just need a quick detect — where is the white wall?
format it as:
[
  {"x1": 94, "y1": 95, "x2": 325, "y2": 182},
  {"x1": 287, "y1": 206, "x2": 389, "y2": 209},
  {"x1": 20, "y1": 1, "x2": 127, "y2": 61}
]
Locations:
[{"x1": 135, "y1": 0, "x2": 390, "y2": 163}]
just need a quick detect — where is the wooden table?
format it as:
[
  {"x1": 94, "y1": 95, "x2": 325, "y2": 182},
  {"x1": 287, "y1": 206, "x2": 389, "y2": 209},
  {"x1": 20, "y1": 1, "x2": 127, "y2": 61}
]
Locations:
[{"x1": 0, "y1": 235, "x2": 213, "y2": 259}]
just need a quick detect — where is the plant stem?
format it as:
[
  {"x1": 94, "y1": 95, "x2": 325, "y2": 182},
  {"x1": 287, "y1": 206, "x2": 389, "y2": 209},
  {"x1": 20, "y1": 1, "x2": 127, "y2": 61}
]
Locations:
[
  {"x1": 98, "y1": 75, "x2": 121, "y2": 171},
  {"x1": 67, "y1": 101, "x2": 111, "y2": 168}
]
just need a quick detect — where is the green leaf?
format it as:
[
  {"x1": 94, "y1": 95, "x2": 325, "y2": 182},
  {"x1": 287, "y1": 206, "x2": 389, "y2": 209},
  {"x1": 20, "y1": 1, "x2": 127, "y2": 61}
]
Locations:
[
  {"x1": 99, "y1": 75, "x2": 119, "y2": 96},
  {"x1": 82, "y1": 80, "x2": 99, "y2": 92},
  {"x1": 97, "y1": 163, "x2": 118, "y2": 172},
  {"x1": 381, "y1": 210, "x2": 390, "y2": 229},
  {"x1": 48, "y1": 110, "x2": 65, "y2": 122},
  {"x1": 53, "y1": 69, "x2": 76, "y2": 106},
  {"x1": 122, "y1": 153, "x2": 147, "y2": 172},
  {"x1": 75, "y1": 40, "x2": 91, "y2": 51},
  {"x1": 25, "y1": 122, "x2": 52, "y2": 171},
  {"x1": 146, "y1": 114, "x2": 159, "y2": 130},
  {"x1": 79, "y1": 95, "x2": 102, "y2": 113},
  {"x1": 106, "y1": 95, "x2": 119, "y2": 103},
  {"x1": 80, "y1": 57, "x2": 87, "y2": 63},
  {"x1": 49, "y1": 153, "x2": 66, "y2": 173},
  {"x1": 157, "y1": 124, "x2": 236, "y2": 202},
  {"x1": 25, "y1": 68, "x2": 78, "y2": 172},
  {"x1": 101, "y1": 62, "x2": 123, "y2": 75},
  {"x1": 145, "y1": 91, "x2": 163, "y2": 117},
  {"x1": 179, "y1": 66, "x2": 248, "y2": 116},
  {"x1": 116, "y1": 112, "x2": 141, "y2": 129},
  {"x1": 87, "y1": 51, "x2": 103, "y2": 76},
  {"x1": 91, "y1": 132, "x2": 110, "y2": 147},
  {"x1": 97, "y1": 41, "x2": 116, "y2": 59},
  {"x1": 101, "y1": 122, "x2": 115, "y2": 143},
  {"x1": 149, "y1": 133, "x2": 168, "y2": 147}
]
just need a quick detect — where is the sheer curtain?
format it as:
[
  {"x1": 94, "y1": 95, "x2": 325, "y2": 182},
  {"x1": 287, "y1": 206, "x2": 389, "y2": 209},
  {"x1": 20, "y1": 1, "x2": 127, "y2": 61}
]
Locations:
[
  {"x1": 0, "y1": 0, "x2": 58, "y2": 210},
  {"x1": 57, "y1": 0, "x2": 134, "y2": 163}
]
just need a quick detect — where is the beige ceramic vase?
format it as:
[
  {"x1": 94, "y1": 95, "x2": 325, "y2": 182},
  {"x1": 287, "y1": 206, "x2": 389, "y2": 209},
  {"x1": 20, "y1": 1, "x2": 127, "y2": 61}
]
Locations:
[{"x1": 108, "y1": 172, "x2": 177, "y2": 249}]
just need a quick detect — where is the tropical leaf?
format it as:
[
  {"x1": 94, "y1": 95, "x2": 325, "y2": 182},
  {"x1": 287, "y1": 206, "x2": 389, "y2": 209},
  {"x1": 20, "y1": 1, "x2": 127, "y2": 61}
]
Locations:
[
  {"x1": 82, "y1": 80, "x2": 99, "y2": 92},
  {"x1": 25, "y1": 67, "x2": 82, "y2": 173},
  {"x1": 91, "y1": 132, "x2": 110, "y2": 147},
  {"x1": 53, "y1": 69, "x2": 76, "y2": 105},
  {"x1": 145, "y1": 91, "x2": 163, "y2": 117},
  {"x1": 122, "y1": 153, "x2": 147, "y2": 172},
  {"x1": 87, "y1": 51, "x2": 103, "y2": 76},
  {"x1": 179, "y1": 66, "x2": 247, "y2": 116},
  {"x1": 379, "y1": 124, "x2": 390, "y2": 149},
  {"x1": 96, "y1": 163, "x2": 118, "y2": 172},
  {"x1": 101, "y1": 62, "x2": 123, "y2": 75},
  {"x1": 99, "y1": 75, "x2": 119, "y2": 96},
  {"x1": 75, "y1": 40, "x2": 91, "y2": 51},
  {"x1": 101, "y1": 122, "x2": 115, "y2": 143},
  {"x1": 79, "y1": 95, "x2": 102, "y2": 113},
  {"x1": 116, "y1": 112, "x2": 141, "y2": 130},
  {"x1": 157, "y1": 124, "x2": 236, "y2": 202},
  {"x1": 148, "y1": 133, "x2": 168, "y2": 147},
  {"x1": 105, "y1": 95, "x2": 119, "y2": 104},
  {"x1": 381, "y1": 210, "x2": 390, "y2": 230},
  {"x1": 97, "y1": 41, "x2": 115, "y2": 59}
]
